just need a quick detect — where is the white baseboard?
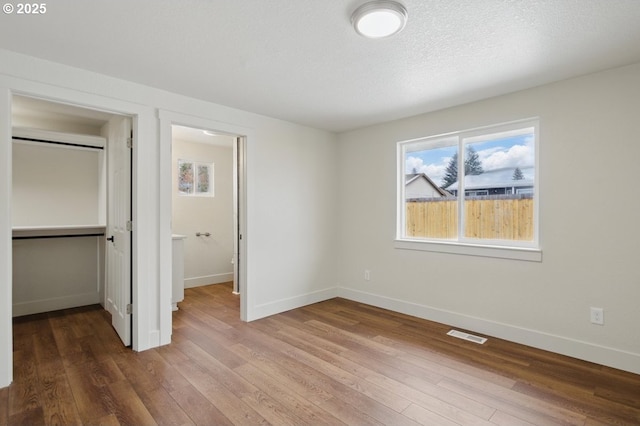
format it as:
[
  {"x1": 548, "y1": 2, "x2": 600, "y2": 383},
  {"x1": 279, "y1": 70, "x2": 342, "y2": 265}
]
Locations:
[
  {"x1": 248, "y1": 287, "x2": 338, "y2": 321},
  {"x1": 337, "y1": 286, "x2": 640, "y2": 375},
  {"x1": 13, "y1": 292, "x2": 100, "y2": 317},
  {"x1": 184, "y1": 272, "x2": 234, "y2": 288}
]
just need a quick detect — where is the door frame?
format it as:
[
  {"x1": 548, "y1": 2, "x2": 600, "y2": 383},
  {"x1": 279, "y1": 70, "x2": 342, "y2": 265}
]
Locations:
[
  {"x1": 0, "y1": 82, "x2": 157, "y2": 387},
  {"x1": 158, "y1": 110, "x2": 249, "y2": 332}
]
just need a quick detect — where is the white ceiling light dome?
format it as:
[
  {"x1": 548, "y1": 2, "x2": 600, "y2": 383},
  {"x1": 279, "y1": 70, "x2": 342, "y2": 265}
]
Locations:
[{"x1": 351, "y1": 1, "x2": 408, "y2": 39}]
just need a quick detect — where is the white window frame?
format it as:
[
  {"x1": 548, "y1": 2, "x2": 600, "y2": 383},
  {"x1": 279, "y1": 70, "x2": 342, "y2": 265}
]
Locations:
[
  {"x1": 178, "y1": 159, "x2": 214, "y2": 197},
  {"x1": 396, "y1": 118, "x2": 541, "y2": 262}
]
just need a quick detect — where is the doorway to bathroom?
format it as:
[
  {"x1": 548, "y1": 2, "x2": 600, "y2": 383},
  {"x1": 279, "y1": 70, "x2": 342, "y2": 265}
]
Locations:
[{"x1": 169, "y1": 124, "x2": 243, "y2": 310}]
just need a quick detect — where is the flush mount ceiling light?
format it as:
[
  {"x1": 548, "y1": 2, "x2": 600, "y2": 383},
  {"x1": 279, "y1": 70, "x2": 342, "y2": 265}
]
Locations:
[
  {"x1": 203, "y1": 130, "x2": 218, "y2": 136},
  {"x1": 351, "y1": 1, "x2": 408, "y2": 39}
]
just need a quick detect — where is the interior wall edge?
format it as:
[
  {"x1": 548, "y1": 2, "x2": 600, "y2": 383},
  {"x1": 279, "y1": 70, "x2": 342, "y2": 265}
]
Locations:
[
  {"x1": 0, "y1": 86, "x2": 12, "y2": 388},
  {"x1": 247, "y1": 286, "x2": 339, "y2": 322}
]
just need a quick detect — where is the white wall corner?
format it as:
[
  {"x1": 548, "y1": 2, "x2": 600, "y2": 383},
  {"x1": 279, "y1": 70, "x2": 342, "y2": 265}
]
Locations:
[
  {"x1": 248, "y1": 286, "x2": 339, "y2": 322},
  {"x1": 336, "y1": 286, "x2": 640, "y2": 375}
]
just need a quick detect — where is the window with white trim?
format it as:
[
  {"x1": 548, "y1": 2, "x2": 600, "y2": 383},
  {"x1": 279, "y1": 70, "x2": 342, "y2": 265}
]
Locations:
[
  {"x1": 178, "y1": 159, "x2": 214, "y2": 197},
  {"x1": 398, "y1": 119, "x2": 539, "y2": 253}
]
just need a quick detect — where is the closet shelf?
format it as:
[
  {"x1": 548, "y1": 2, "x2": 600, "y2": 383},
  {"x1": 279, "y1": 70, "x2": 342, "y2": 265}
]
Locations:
[
  {"x1": 13, "y1": 127, "x2": 106, "y2": 150},
  {"x1": 12, "y1": 225, "x2": 106, "y2": 239}
]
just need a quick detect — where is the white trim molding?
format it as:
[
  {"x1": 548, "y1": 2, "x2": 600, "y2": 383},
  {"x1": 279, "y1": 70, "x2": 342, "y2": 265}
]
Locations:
[
  {"x1": 184, "y1": 273, "x2": 234, "y2": 288},
  {"x1": 0, "y1": 86, "x2": 13, "y2": 388},
  {"x1": 395, "y1": 239, "x2": 542, "y2": 262},
  {"x1": 12, "y1": 292, "x2": 100, "y2": 317}
]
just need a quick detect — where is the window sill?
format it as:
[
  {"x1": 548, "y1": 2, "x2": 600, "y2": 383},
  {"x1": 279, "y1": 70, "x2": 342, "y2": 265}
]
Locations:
[{"x1": 394, "y1": 239, "x2": 542, "y2": 262}]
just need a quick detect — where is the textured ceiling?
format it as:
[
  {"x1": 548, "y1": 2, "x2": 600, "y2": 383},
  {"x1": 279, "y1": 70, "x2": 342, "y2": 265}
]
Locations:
[{"x1": 1, "y1": 0, "x2": 640, "y2": 133}]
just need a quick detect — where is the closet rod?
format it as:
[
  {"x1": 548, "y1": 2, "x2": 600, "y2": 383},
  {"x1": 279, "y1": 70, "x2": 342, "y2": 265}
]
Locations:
[
  {"x1": 12, "y1": 136, "x2": 104, "y2": 150},
  {"x1": 13, "y1": 233, "x2": 105, "y2": 240}
]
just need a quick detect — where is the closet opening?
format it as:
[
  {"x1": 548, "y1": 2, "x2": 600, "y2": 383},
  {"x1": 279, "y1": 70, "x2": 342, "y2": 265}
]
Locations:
[{"x1": 11, "y1": 95, "x2": 134, "y2": 346}]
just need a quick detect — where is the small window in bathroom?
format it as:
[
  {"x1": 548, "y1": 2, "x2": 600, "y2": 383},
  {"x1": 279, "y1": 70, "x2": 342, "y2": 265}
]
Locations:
[{"x1": 178, "y1": 159, "x2": 214, "y2": 197}]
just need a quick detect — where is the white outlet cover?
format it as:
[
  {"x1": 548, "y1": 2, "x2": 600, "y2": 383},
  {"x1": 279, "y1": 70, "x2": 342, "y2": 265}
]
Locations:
[{"x1": 590, "y1": 307, "x2": 604, "y2": 325}]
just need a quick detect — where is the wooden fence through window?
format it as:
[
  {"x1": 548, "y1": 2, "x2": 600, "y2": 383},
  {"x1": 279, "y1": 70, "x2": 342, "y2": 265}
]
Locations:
[{"x1": 406, "y1": 196, "x2": 534, "y2": 241}]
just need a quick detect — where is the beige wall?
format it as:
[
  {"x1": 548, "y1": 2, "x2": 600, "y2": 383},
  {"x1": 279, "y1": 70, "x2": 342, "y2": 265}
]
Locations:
[
  {"x1": 11, "y1": 132, "x2": 104, "y2": 316},
  {"x1": 172, "y1": 137, "x2": 234, "y2": 286},
  {"x1": 12, "y1": 143, "x2": 101, "y2": 226},
  {"x1": 13, "y1": 237, "x2": 101, "y2": 316},
  {"x1": 337, "y1": 63, "x2": 640, "y2": 373}
]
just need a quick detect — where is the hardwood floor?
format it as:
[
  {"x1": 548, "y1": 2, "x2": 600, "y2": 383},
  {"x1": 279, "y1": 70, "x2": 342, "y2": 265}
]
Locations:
[{"x1": 3, "y1": 283, "x2": 639, "y2": 425}]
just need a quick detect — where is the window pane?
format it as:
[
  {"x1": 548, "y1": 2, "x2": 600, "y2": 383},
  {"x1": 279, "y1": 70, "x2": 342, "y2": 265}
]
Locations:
[
  {"x1": 178, "y1": 160, "x2": 194, "y2": 195},
  {"x1": 404, "y1": 141, "x2": 458, "y2": 239},
  {"x1": 462, "y1": 129, "x2": 535, "y2": 241},
  {"x1": 197, "y1": 164, "x2": 211, "y2": 194}
]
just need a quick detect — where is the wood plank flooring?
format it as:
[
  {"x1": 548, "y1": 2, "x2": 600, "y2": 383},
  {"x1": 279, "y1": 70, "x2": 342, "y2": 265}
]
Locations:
[{"x1": 3, "y1": 282, "x2": 639, "y2": 425}]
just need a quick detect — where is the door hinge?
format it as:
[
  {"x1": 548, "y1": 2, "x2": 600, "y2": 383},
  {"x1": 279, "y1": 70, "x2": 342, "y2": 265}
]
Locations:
[
  {"x1": 127, "y1": 137, "x2": 133, "y2": 149},
  {"x1": 126, "y1": 221, "x2": 133, "y2": 231},
  {"x1": 126, "y1": 304, "x2": 132, "y2": 315}
]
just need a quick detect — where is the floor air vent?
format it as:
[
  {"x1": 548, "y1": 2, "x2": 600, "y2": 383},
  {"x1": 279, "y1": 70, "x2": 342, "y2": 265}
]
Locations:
[{"x1": 447, "y1": 329, "x2": 487, "y2": 344}]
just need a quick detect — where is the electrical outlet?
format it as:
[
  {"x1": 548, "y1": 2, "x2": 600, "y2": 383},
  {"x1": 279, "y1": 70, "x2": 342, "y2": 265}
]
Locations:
[
  {"x1": 364, "y1": 269, "x2": 370, "y2": 281},
  {"x1": 590, "y1": 307, "x2": 604, "y2": 325}
]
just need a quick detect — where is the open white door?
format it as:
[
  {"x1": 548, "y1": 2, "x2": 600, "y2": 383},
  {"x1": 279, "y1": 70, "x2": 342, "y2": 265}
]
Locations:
[{"x1": 106, "y1": 116, "x2": 132, "y2": 346}]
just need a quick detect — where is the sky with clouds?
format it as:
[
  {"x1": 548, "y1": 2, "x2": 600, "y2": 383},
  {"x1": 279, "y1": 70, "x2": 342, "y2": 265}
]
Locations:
[{"x1": 406, "y1": 133, "x2": 535, "y2": 188}]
